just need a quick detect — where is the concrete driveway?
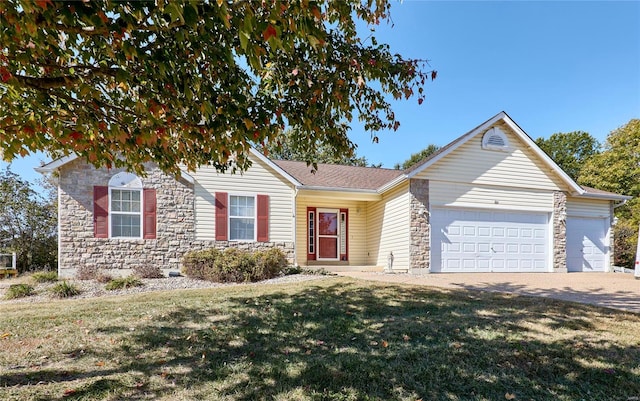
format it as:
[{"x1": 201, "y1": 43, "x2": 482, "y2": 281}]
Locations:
[{"x1": 336, "y1": 271, "x2": 640, "y2": 314}]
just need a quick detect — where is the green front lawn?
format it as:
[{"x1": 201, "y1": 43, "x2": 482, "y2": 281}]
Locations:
[{"x1": 1, "y1": 277, "x2": 639, "y2": 400}]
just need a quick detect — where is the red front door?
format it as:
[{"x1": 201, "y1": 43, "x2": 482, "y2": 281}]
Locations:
[{"x1": 317, "y1": 209, "x2": 339, "y2": 260}]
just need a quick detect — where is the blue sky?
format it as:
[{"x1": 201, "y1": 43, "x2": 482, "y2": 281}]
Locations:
[{"x1": 2, "y1": 0, "x2": 639, "y2": 182}]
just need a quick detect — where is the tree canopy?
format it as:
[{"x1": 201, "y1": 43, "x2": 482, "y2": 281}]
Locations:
[
  {"x1": 534, "y1": 131, "x2": 600, "y2": 181},
  {"x1": 262, "y1": 127, "x2": 378, "y2": 167},
  {"x1": 393, "y1": 143, "x2": 440, "y2": 170},
  {"x1": 579, "y1": 119, "x2": 640, "y2": 222},
  {"x1": 578, "y1": 119, "x2": 640, "y2": 268},
  {"x1": 0, "y1": 168, "x2": 57, "y2": 271},
  {"x1": 0, "y1": 0, "x2": 435, "y2": 176}
]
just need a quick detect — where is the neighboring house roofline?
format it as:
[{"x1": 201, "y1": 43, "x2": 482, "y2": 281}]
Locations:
[
  {"x1": 404, "y1": 111, "x2": 586, "y2": 197},
  {"x1": 34, "y1": 154, "x2": 196, "y2": 185}
]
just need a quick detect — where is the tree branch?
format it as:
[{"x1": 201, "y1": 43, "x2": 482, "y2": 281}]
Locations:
[{"x1": 12, "y1": 66, "x2": 119, "y2": 90}]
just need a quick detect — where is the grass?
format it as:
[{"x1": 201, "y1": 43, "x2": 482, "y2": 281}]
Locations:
[{"x1": 0, "y1": 276, "x2": 639, "y2": 400}]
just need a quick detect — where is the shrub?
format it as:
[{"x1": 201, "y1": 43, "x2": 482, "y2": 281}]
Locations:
[
  {"x1": 105, "y1": 276, "x2": 143, "y2": 291},
  {"x1": 5, "y1": 283, "x2": 35, "y2": 299},
  {"x1": 182, "y1": 248, "x2": 222, "y2": 280},
  {"x1": 31, "y1": 271, "x2": 58, "y2": 283},
  {"x1": 182, "y1": 247, "x2": 287, "y2": 283},
  {"x1": 76, "y1": 266, "x2": 113, "y2": 282},
  {"x1": 255, "y1": 248, "x2": 288, "y2": 280},
  {"x1": 133, "y1": 264, "x2": 164, "y2": 279},
  {"x1": 75, "y1": 265, "x2": 100, "y2": 280},
  {"x1": 95, "y1": 272, "x2": 114, "y2": 284},
  {"x1": 50, "y1": 281, "x2": 80, "y2": 298}
]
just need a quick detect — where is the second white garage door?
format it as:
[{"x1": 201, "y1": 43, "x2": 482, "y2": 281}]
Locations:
[
  {"x1": 430, "y1": 208, "x2": 550, "y2": 273},
  {"x1": 566, "y1": 217, "x2": 607, "y2": 272}
]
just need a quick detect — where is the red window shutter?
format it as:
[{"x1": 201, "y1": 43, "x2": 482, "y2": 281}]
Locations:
[
  {"x1": 215, "y1": 192, "x2": 228, "y2": 241},
  {"x1": 307, "y1": 207, "x2": 316, "y2": 261},
  {"x1": 143, "y1": 188, "x2": 157, "y2": 239},
  {"x1": 257, "y1": 194, "x2": 269, "y2": 242},
  {"x1": 93, "y1": 186, "x2": 109, "y2": 238}
]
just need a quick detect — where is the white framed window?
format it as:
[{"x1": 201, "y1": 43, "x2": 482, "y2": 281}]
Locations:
[
  {"x1": 109, "y1": 172, "x2": 143, "y2": 239},
  {"x1": 308, "y1": 210, "x2": 315, "y2": 255},
  {"x1": 229, "y1": 194, "x2": 256, "y2": 241}
]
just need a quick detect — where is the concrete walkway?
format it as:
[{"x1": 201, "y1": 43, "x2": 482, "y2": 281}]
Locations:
[{"x1": 336, "y1": 271, "x2": 640, "y2": 314}]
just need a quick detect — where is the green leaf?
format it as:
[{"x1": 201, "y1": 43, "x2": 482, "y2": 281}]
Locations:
[
  {"x1": 240, "y1": 31, "x2": 250, "y2": 51},
  {"x1": 183, "y1": 4, "x2": 198, "y2": 27}
]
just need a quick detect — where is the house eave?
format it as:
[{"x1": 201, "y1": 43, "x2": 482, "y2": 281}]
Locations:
[
  {"x1": 34, "y1": 153, "x2": 196, "y2": 184},
  {"x1": 249, "y1": 148, "x2": 302, "y2": 187},
  {"x1": 578, "y1": 193, "x2": 632, "y2": 201},
  {"x1": 34, "y1": 154, "x2": 79, "y2": 173},
  {"x1": 297, "y1": 187, "x2": 382, "y2": 201},
  {"x1": 377, "y1": 175, "x2": 407, "y2": 193}
]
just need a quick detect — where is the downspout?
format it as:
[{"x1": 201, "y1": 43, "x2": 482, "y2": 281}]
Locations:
[
  {"x1": 614, "y1": 199, "x2": 628, "y2": 209},
  {"x1": 292, "y1": 186, "x2": 299, "y2": 267},
  {"x1": 57, "y1": 182, "x2": 62, "y2": 277}
]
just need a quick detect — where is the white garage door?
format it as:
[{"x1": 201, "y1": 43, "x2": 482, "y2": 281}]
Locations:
[
  {"x1": 431, "y1": 208, "x2": 550, "y2": 273},
  {"x1": 566, "y1": 217, "x2": 607, "y2": 272}
]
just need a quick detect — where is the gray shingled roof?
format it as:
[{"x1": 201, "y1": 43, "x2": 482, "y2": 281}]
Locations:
[
  {"x1": 580, "y1": 185, "x2": 630, "y2": 199},
  {"x1": 273, "y1": 160, "x2": 404, "y2": 190}
]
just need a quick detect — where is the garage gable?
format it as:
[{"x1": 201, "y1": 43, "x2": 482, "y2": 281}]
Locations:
[
  {"x1": 408, "y1": 112, "x2": 582, "y2": 195},
  {"x1": 421, "y1": 124, "x2": 566, "y2": 191}
]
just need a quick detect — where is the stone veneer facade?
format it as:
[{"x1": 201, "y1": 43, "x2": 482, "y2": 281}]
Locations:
[
  {"x1": 57, "y1": 160, "x2": 294, "y2": 278},
  {"x1": 409, "y1": 178, "x2": 430, "y2": 271},
  {"x1": 552, "y1": 191, "x2": 567, "y2": 272}
]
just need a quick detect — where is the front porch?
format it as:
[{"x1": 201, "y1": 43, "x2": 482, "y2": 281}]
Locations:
[{"x1": 303, "y1": 261, "x2": 384, "y2": 273}]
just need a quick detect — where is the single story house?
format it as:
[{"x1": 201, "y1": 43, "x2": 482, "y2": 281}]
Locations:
[{"x1": 37, "y1": 112, "x2": 630, "y2": 278}]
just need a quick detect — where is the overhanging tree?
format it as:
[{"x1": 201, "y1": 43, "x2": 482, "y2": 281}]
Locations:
[{"x1": 0, "y1": 0, "x2": 435, "y2": 176}]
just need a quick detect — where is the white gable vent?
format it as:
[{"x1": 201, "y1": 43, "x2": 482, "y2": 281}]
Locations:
[{"x1": 481, "y1": 127, "x2": 510, "y2": 151}]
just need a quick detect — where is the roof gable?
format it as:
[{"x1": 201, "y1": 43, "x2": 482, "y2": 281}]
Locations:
[{"x1": 406, "y1": 111, "x2": 585, "y2": 196}]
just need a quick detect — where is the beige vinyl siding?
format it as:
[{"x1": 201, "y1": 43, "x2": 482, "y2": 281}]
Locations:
[
  {"x1": 415, "y1": 122, "x2": 566, "y2": 192},
  {"x1": 366, "y1": 182, "x2": 410, "y2": 270},
  {"x1": 192, "y1": 156, "x2": 295, "y2": 242},
  {"x1": 295, "y1": 197, "x2": 368, "y2": 265},
  {"x1": 430, "y1": 181, "x2": 554, "y2": 212},
  {"x1": 567, "y1": 197, "x2": 612, "y2": 218}
]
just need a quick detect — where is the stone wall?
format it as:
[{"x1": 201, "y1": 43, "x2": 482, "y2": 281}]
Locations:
[
  {"x1": 553, "y1": 191, "x2": 567, "y2": 272},
  {"x1": 57, "y1": 160, "x2": 294, "y2": 278},
  {"x1": 409, "y1": 178, "x2": 430, "y2": 271}
]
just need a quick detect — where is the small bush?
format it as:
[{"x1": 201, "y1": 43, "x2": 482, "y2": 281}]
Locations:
[
  {"x1": 5, "y1": 283, "x2": 35, "y2": 299},
  {"x1": 75, "y1": 265, "x2": 100, "y2": 280},
  {"x1": 50, "y1": 281, "x2": 80, "y2": 298},
  {"x1": 182, "y1": 248, "x2": 222, "y2": 280},
  {"x1": 182, "y1": 247, "x2": 287, "y2": 283},
  {"x1": 255, "y1": 248, "x2": 288, "y2": 279},
  {"x1": 133, "y1": 265, "x2": 164, "y2": 279},
  {"x1": 95, "y1": 272, "x2": 114, "y2": 284},
  {"x1": 31, "y1": 271, "x2": 58, "y2": 283},
  {"x1": 105, "y1": 276, "x2": 143, "y2": 291}
]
